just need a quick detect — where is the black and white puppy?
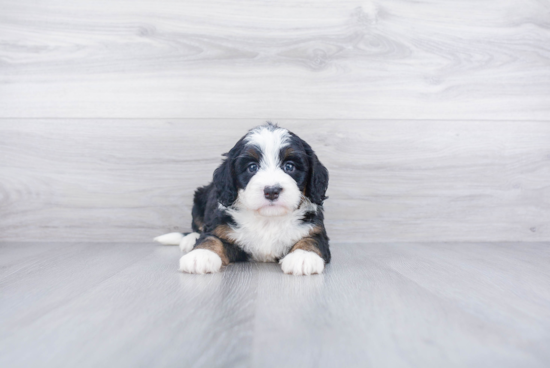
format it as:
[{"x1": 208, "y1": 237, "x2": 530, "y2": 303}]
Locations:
[{"x1": 154, "y1": 123, "x2": 330, "y2": 275}]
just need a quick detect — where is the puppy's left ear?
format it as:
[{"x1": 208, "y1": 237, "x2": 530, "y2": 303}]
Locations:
[
  {"x1": 304, "y1": 141, "x2": 329, "y2": 205},
  {"x1": 213, "y1": 154, "x2": 237, "y2": 207}
]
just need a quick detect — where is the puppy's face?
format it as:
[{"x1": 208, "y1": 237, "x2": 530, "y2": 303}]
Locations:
[
  {"x1": 214, "y1": 124, "x2": 328, "y2": 216},
  {"x1": 235, "y1": 128, "x2": 306, "y2": 216}
]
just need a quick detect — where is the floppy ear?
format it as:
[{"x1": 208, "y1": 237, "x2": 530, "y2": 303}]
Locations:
[
  {"x1": 304, "y1": 142, "x2": 329, "y2": 205},
  {"x1": 213, "y1": 154, "x2": 237, "y2": 207}
]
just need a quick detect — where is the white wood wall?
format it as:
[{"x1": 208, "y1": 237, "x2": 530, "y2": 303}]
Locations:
[{"x1": 1, "y1": 0, "x2": 549, "y2": 242}]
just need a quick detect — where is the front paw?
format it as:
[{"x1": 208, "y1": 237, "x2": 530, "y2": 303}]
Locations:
[
  {"x1": 179, "y1": 249, "x2": 222, "y2": 274},
  {"x1": 179, "y1": 232, "x2": 201, "y2": 253},
  {"x1": 279, "y1": 249, "x2": 325, "y2": 276}
]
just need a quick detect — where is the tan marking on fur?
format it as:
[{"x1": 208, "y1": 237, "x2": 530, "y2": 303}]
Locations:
[
  {"x1": 195, "y1": 236, "x2": 230, "y2": 265},
  {"x1": 245, "y1": 147, "x2": 261, "y2": 160},
  {"x1": 283, "y1": 147, "x2": 295, "y2": 161},
  {"x1": 212, "y1": 225, "x2": 234, "y2": 242},
  {"x1": 308, "y1": 225, "x2": 323, "y2": 237},
  {"x1": 290, "y1": 237, "x2": 322, "y2": 258}
]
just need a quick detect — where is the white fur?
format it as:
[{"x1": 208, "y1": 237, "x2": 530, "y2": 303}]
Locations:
[
  {"x1": 239, "y1": 125, "x2": 302, "y2": 216},
  {"x1": 223, "y1": 199, "x2": 317, "y2": 262},
  {"x1": 162, "y1": 125, "x2": 324, "y2": 273},
  {"x1": 179, "y1": 232, "x2": 201, "y2": 253},
  {"x1": 154, "y1": 232, "x2": 184, "y2": 245},
  {"x1": 179, "y1": 249, "x2": 223, "y2": 274},
  {"x1": 238, "y1": 171, "x2": 302, "y2": 216},
  {"x1": 245, "y1": 126, "x2": 290, "y2": 168},
  {"x1": 214, "y1": 125, "x2": 319, "y2": 262},
  {"x1": 280, "y1": 249, "x2": 325, "y2": 275}
]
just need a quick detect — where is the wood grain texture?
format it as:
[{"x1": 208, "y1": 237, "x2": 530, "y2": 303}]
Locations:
[
  {"x1": 1, "y1": 0, "x2": 550, "y2": 119},
  {"x1": 0, "y1": 241, "x2": 549, "y2": 367},
  {"x1": 1, "y1": 119, "x2": 549, "y2": 242},
  {"x1": 252, "y1": 242, "x2": 550, "y2": 367}
]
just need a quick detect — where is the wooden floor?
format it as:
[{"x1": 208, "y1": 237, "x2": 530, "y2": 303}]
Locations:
[
  {"x1": 1, "y1": 241, "x2": 549, "y2": 368},
  {"x1": 2, "y1": 1, "x2": 550, "y2": 366}
]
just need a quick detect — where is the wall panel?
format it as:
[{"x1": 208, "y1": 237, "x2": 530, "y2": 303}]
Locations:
[{"x1": 1, "y1": 120, "x2": 548, "y2": 242}]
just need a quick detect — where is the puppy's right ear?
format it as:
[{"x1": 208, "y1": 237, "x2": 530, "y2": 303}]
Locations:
[
  {"x1": 302, "y1": 140, "x2": 329, "y2": 206},
  {"x1": 213, "y1": 153, "x2": 237, "y2": 207}
]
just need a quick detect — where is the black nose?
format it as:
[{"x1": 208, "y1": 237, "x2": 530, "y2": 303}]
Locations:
[{"x1": 264, "y1": 186, "x2": 282, "y2": 201}]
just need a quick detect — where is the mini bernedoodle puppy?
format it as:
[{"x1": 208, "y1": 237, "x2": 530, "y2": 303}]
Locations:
[{"x1": 154, "y1": 123, "x2": 330, "y2": 275}]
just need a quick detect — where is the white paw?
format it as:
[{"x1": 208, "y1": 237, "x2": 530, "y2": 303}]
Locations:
[
  {"x1": 279, "y1": 249, "x2": 325, "y2": 276},
  {"x1": 179, "y1": 249, "x2": 222, "y2": 274},
  {"x1": 179, "y1": 232, "x2": 201, "y2": 253}
]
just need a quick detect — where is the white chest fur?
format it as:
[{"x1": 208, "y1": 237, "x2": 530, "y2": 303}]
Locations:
[{"x1": 224, "y1": 203, "x2": 316, "y2": 262}]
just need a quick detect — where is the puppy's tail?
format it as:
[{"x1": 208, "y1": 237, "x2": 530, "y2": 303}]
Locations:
[{"x1": 154, "y1": 232, "x2": 189, "y2": 245}]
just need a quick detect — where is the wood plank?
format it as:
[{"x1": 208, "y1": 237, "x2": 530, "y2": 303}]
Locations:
[
  {"x1": 1, "y1": 119, "x2": 549, "y2": 242},
  {"x1": 0, "y1": 242, "x2": 549, "y2": 367},
  {"x1": 0, "y1": 242, "x2": 155, "y2": 334},
  {"x1": 0, "y1": 242, "x2": 72, "y2": 280},
  {"x1": 1, "y1": 0, "x2": 549, "y2": 119},
  {"x1": 0, "y1": 242, "x2": 257, "y2": 368},
  {"x1": 251, "y1": 243, "x2": 550, "y2": 367}
]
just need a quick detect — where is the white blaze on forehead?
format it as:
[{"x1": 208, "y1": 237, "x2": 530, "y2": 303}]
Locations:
[{"x1": 245, "y1": 126, "x2": 290, "y2": 169}]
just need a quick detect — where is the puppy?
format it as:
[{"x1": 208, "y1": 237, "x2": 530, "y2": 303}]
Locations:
[{"x1": 155, "y1": 123, "x2": 330, "y2": 275}]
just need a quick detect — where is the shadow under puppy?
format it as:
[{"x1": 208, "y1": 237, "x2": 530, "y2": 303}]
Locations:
[{"x1": 155, "y1": 123, "x2": 330, "y2": 275}]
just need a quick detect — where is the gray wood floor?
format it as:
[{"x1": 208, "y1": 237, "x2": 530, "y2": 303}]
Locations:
[
  {"x1": 2, "y1": 1, "x2": 550, "y2": 366},
  {"x1": 1, "y1": 241, "x2": 549, "y2": 368}
]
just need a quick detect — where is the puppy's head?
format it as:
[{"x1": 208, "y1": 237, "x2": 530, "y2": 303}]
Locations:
[{"x1": 214, "y1": 123, "x2": 328, "y2": 216}]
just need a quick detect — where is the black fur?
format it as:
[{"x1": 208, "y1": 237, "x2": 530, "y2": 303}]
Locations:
[
  {"x1": 300, "y1": 207, "x2": 331, "y2": 263},
  {"x1": 212, "y1": 154, "x2": 238, "y2": 207},
  {"x1": 302, "y1": 140, "x2": 329, "y2": 205},
  {"x1": 187, "y1": 123, "x2": 330, "y2": 264}
]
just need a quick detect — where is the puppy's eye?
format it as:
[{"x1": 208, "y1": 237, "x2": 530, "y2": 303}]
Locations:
[
  {"x1": 248, "y1": 163, "x2": 259, "y2": 173},
  {"x1": 283, "y1": 162, "x2": 295, "y2": 173}
]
